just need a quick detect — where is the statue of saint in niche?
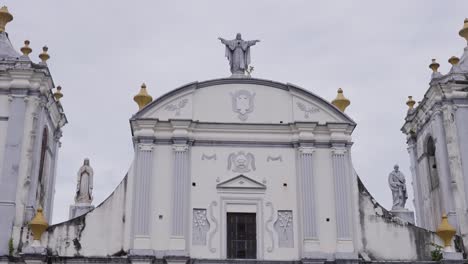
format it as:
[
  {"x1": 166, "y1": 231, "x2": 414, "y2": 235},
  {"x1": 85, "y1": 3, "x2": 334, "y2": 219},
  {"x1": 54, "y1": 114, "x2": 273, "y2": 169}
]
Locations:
[
  {"x1": 75, "y1": 158, "x2": 94, "y2": 204},
  {"x1": 219, "y1": 33, "x2": 260, "y2": 76},
  {"x1": 388, "y1": 164, "x2": 408, "y2": 210}
]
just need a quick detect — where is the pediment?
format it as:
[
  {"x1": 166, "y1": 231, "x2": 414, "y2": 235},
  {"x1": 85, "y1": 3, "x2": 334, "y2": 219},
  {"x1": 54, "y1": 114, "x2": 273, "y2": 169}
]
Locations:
[{"x1": 216, "y1": 175, "x2": 266, "y2": 190}]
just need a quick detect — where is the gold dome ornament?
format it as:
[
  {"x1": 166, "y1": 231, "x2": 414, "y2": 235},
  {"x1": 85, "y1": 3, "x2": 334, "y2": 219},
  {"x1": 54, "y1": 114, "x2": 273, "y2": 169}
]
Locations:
[
  {"x1": 448, "y1": 56, "x2": 460, "y2": 66},
  {"x1": 39, "y1": 46, "x2": 50, "y2": 63},
  {"x1": 133, "y1": 83, "x2": 153, "y2": 110},
  {"x1": 20, "y1": 40, "x2": 32, "y2": 56},
  {"x1": 429, "y1": 59, "x2": 440, "y2": 73},
  {"x1": 406, "y1": 96, "x2": 416, "y2": 110},
  {"x1": 0, "y1": 6, "x2": 13, "y2": 33},
  {"x1": 54, "y1": 86, "x2": 63, "y2": 101},
  {"x1": 29, "y1": 207, "x2": 48, "y2": 242},
  {"x1": 331, "y1": 88, "x2": 350, "y2": 112},
  {"x1": 436, "y1": 214, "x2": 457, "y2": 252},
  {"x1": 459, "y1": 18, "x2": 468, "y2": 43}
]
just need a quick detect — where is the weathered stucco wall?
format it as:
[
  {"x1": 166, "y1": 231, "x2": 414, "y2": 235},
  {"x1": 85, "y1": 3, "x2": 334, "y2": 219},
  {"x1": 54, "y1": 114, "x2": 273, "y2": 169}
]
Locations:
[
  {"x1": 357, "y1": 177, "x2": 443, "y2": 261},
  {"x1": 17, "y1": 173, "x2": 131, "y2": 257}
]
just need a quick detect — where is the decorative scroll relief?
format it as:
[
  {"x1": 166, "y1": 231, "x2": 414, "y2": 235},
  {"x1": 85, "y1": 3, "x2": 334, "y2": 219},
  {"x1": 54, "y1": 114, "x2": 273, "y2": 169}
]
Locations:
[
  {"x1": 192, "y1": 209, "x2": 210, "y2": 246},
  {"x1": 228, "y1": 151, "x2": 256, "y2": 173},
  {"x1": 296, "y1": 102, "x2": 319, "y2": 119},
  {"x1": 274, "y1": 210, "x2": 294, "y2": 248},
  {"x1": 165, "y1": 98, "x2": 189, "y2": 116},
  {"x1": 265, "y1": 202, "x2": 275, "y2": 252},
  {"x1": 267, "y1": 155, "x2": 282, "y2": 162},
  {"x1": 208, "y1": 201, "x2": 218, "y2": 253},
  {"x1": 202, "y1": 154, "x2": 217, "y2": 161},
  {"x1": 231, "y1": 90, "x2": 255, "y2": 121}
]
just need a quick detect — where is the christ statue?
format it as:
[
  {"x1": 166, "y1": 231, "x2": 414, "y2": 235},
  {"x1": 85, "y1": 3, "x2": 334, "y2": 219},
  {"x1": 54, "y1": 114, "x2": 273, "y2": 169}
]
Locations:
[{"x1": 218, "y1": 33, "x2": 260, "y2": 76}]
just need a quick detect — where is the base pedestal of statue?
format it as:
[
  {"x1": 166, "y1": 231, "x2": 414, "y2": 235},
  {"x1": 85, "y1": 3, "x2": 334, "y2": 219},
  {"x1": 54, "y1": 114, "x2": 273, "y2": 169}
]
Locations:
[
  {"x1": 69, "y1": 203, "x2": 94, "y2": 219},
  {"x1": 21, "y1": 242, "x2": 47, "y2": 264},
  {"x1": 390, "y1": 208, "x2": 415, "y2": 224},
  {"x1": 442, "y1": 252, "x2": 464, "y2": 264}
]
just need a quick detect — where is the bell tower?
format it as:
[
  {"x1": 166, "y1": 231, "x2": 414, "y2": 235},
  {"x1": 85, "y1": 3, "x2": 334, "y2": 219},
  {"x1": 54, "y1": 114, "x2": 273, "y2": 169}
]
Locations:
[
  {"x1": 0, "y1": 7, "x2": 67, "y2": 255},
  {"x1": 402, "y1": 19, "x2": 468, "y2": 247}
]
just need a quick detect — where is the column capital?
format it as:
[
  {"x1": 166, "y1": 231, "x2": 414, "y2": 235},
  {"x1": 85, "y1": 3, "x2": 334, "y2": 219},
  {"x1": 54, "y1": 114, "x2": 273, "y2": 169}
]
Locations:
[
  {"x1": 298, "y1": 146, "x2": 315, "y2": 154},
  {"x1": 332, "y1": 147, "x2": 347, "y2": 155},
  {"x1": 172, "y1": 144, "x2": 189, "y2": 152},
  {"x1": 138, "y1": 142, "x2": 154, "y2": 152}
]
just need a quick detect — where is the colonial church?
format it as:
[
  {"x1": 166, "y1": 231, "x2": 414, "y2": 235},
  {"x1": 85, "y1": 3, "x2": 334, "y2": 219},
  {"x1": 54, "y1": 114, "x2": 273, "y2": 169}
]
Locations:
[{"x1": 1, "y1": 6, "x2": 468, "y2": 264}]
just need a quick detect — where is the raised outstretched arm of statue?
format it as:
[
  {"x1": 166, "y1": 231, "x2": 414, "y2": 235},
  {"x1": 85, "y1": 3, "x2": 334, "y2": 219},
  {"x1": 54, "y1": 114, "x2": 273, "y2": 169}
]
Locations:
[{"x1": 218, "y1": 37, "x2": 227, "y2": 44}]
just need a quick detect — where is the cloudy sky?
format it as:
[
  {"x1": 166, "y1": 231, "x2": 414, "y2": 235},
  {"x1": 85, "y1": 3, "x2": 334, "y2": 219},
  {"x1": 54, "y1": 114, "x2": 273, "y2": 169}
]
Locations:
[{"x1": 4, "y1": 1, "x2": 468, "y2": 223}]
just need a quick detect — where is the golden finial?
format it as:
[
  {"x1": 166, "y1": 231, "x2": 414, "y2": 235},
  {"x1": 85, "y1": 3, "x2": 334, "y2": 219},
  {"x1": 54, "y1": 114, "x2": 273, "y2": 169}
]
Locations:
[
  {"x1": 436, "y1": 214, "x2": 456, "y2": 251},
  {"x1": 448, "y1": 56, "x2": 460, "y2": 66},
  {"x1": 133, "y1": 83, "x2": 153, "y2": 110},
  {"x1": 429, "y1": 59, "x2": 440, "y2": 73},
  {"x1": 459, "y1": 18, "x2": 468, "y2": 43},
  {"x1": 29, "y1": 207, "x2": 48, "y2": 241},
  {"x1": 0, "y1": 6, "x2": 13, "y2": 33},
  {"x1": 53, "y1": 86, "x2": 63, "y2": 101},
  {"x1": 331, "y1": 88, "x2": 350, "y2": 112},
  {"x1": 406, "y1": 96, "x2": 416, "y2": 110},
  {"x1": 20, "y1": 40, "x2": 32, "y2": 56},
  {"x1": 38, "y1": 46, "x2": 50, "y2": 63}
]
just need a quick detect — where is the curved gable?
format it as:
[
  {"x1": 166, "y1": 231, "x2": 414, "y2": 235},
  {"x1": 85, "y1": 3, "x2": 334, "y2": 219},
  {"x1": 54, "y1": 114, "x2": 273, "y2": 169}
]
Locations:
[{"x1": 132, "y1": 78, "x2": 355, "y2": 126}]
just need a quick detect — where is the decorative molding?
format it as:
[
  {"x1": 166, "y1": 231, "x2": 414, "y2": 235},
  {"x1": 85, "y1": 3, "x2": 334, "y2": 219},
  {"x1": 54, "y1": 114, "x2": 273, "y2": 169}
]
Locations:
[
  {"x1": 216, "y1": 175, "x2": 266, "y2": 190},
  {"x1": 265, "y1": 202, "x2": 275, "y2": 252},
  {"x1": 208, "y1": 201, "x2": 218, "y2": 253},
  {"x1": 230, "y1": 90, "x2": 255, "y2": 121},
  {"x1": 267, "y1": 155, "x2": 282, "y2": 162},
  {"x1": 164, "y1": 98, "x2": 188, "y2": 116},
  {"x1": 227, "y1": 151, "x2": 256, "y2": 173},
  {"x1": 297, "y1": 101, "x2": 319, "y2": 119},
  {"x1": 201, "y1": 154, "x2": 217, "y2": 161},
  {"x1": 274, "y1": 210, "x2": 294, "y2": 248},
  {"x1": 192, "y1": 209, "x2": 210, "y2": 246}
]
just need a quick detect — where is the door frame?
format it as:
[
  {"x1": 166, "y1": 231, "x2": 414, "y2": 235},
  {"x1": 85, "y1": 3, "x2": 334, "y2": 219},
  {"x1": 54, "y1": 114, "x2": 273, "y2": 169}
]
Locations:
[{"x1": 220, "y1": 197, "x2": 263, "y2": 259}]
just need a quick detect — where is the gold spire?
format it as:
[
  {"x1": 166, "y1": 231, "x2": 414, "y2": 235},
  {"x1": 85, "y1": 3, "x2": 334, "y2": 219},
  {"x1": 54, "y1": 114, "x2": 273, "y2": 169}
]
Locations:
[
  {"x1": 459, "y1": 18, "x2": 468, "y2": 43},
  {"x1": 20, "y1": 40, "x2": 32, "y2": 56},
  {"x1": 53, "y1": 86, "x2": 63, "y2": 101},
  {"x1": 0, "y1": 6, "x2": 13, "y2": 33},
  {"x1": 406, "y1": 96, "x2": 416, "y2": 110},
  {"x1": 39, "y1": 46, "x2": 50, "y2": 63},
  {"x1": 448, "y1": 56, "x2": 460, "y2": 66},
  {"x1": 331, "y1": 88, "x2": 350, "y2": 112},
  {"x1": 133, "y1": 83, "x2": 153, "y2": 110},
  {"x1": 429, "y1": 59, "x2": 440, "y2": 73},
  {"x1": 29, "y1": 207, "x2": 48, "y2": 241},
  {"x1": 436, "y1": 214, "x2": 456, "y2": 250}
]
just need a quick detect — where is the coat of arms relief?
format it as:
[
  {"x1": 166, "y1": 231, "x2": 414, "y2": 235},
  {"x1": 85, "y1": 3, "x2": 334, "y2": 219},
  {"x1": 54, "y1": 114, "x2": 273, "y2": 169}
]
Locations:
[
  {"x1": 230, "y1": 90, "x2": 255, "y2": 121},
  {"x1": 227, "y1": 151, "x2": 256, "y2": 173}
]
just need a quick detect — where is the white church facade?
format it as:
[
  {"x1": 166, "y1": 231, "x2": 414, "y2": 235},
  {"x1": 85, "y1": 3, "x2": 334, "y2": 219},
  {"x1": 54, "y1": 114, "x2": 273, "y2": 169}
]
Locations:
[{"x1": 1, "y1": 6, "x2": 468, "y2": 264}]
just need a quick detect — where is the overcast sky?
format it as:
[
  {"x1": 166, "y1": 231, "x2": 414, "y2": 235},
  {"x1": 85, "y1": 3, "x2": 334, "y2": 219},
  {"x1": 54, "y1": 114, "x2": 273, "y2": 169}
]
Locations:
[{"x1": 4, "y1": 1, "x2": 468, "y2": 223}]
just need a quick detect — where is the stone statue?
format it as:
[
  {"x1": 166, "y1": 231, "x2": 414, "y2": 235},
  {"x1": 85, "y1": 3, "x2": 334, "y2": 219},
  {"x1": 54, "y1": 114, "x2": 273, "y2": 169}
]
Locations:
[
  {"x1": 218, "y1": 33, "x2": 260, "y2": 76},
  {"x1": 75, "y1": 158, "x2": 93, "y2": 204},
  {"x1": 388, "y1": 164, "x2": 408, "y2": 210}
]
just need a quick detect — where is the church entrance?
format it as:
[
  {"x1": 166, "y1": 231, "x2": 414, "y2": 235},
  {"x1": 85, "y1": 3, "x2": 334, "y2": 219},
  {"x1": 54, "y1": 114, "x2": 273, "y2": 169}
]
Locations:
[{"x1": 227, "y1": 213, "x2": 257, "y2": 259}]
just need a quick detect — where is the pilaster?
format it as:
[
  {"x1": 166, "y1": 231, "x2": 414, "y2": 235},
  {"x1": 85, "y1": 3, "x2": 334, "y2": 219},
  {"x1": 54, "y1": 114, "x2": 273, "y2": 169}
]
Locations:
[
  {"x1": 0, "y1": 94, "x2": 27, "y2": 255},
  {"x1": 131, "y1": 138, "x2": 155, "y2": 250},
  {"x1": 297, "y1": 144, "x2": 319, "y2": 253},
  {"x1": 170, "y1": 141, "x2": 190, "y2": 252},
  {"x1": 331, "y1": 146, "x2": 354, "y2": 254},
  {"x1": 407, "y1": 138, "x2": 424, "y2": 227},
  {"x1": 432, "y1": 110, "x2": 457, "y2": 227}
]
